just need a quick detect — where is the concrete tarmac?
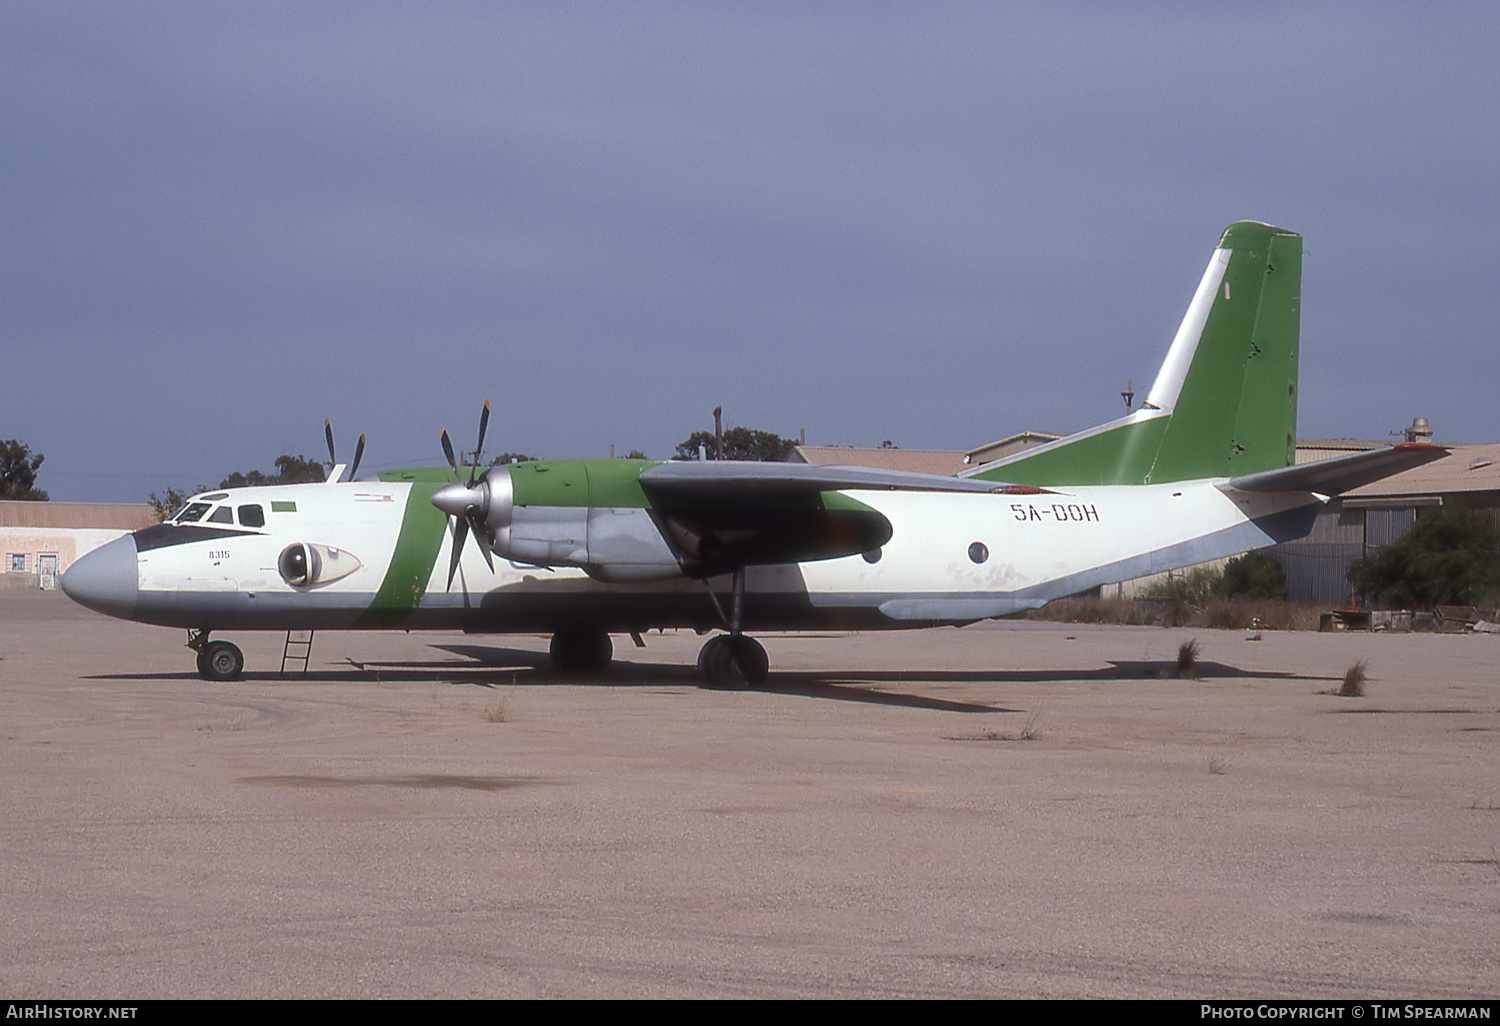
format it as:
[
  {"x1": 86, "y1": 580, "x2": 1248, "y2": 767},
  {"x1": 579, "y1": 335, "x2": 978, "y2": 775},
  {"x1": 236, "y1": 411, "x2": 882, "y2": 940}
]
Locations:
[{"x1": 1, "y1": 588, "x2": 1496, "y2": 999}]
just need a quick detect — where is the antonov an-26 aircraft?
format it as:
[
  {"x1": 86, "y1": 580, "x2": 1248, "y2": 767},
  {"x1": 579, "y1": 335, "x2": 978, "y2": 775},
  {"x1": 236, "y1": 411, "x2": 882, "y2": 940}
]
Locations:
[{"x1": 63, "y1": 222, "x2": 1442, "y2": 686}]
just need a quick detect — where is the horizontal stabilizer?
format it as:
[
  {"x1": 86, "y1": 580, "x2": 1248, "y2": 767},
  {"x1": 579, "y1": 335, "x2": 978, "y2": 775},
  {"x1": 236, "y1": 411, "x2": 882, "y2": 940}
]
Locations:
[
  {"x1": 640, "y1": 462, "x2": 1014, "y2": 497},
  {"x1": 1223, "y1": 443, "x2": 1447, "y2": 495}
]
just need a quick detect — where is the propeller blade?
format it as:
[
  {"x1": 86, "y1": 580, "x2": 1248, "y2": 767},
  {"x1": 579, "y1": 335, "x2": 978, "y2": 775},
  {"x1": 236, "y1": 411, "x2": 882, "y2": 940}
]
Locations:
[
  {"x1": 471, "y1": 400, "x2": 491, "y2": 485},
  {"x1": 324, "y1": 419, "x2": 336, "y2": 467},
  {"x1": 469, "y1": 512, "x2": 495, "y2": 572},
  {"x1": 446, "y1": 515, "x2": 469, "y2": 592},
  {"x1": 440, "y1": 429, "x2": 459, "y2": 477},
  {"x1": 436, "y1": 401, "x2": 499, "y2": 592},
  {"x1": 349, "y1": 434, "x2": 365, "y2": 481}
]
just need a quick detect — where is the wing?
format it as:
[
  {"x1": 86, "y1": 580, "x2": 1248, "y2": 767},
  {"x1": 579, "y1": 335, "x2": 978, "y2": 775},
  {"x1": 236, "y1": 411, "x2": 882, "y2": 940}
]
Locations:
[
  {"x1": 637, "y1": 462, "x2": 1039, "y2": 574},
  {"x1": 638, "y1": 461, "x2": 1025, "y2": 496}
]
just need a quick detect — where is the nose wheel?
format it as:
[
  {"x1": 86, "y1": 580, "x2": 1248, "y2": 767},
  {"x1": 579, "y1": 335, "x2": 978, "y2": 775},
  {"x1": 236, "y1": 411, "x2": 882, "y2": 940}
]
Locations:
[{"x1": 193, "y1": 640, "x2": 245, "y2": 682}]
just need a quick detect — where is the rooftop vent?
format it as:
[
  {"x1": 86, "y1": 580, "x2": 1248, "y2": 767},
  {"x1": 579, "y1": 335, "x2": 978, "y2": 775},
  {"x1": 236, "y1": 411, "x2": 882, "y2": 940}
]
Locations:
[{"x1": 1404, "y1": 417, "x2": 1433, "y2": 444}]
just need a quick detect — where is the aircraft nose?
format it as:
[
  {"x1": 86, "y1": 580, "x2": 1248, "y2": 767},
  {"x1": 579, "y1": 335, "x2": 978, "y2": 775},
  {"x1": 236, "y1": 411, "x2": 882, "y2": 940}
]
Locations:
[{"x1": 60, "y1": 534, "x2": 139, "y2": 619}]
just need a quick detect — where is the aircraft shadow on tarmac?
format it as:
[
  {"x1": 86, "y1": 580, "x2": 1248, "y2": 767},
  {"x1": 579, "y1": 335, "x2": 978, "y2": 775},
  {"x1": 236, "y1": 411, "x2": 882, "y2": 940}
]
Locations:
[{"x1": 85, "y1": 644, "x2": 1332, "y2": 716}]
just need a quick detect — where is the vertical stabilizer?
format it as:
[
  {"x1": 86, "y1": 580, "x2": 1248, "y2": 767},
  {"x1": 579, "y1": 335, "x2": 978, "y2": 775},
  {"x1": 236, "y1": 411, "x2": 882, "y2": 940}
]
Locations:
[{"x1": 966, "y1": 221, "x2": 1301, "y2": 486}]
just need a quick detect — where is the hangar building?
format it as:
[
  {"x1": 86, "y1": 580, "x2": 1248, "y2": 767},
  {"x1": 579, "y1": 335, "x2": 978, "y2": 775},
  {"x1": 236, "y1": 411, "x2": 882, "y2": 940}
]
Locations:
[{"x1": 0, "y1": 501, "x2": 156, "y2": 590}]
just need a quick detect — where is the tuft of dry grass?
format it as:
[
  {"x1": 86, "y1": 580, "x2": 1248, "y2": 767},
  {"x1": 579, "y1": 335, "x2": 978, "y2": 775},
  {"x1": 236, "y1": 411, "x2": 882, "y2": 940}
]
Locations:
[
  {"x1": 1208, "y1": 754, "x2": 1229, "y2": 775},
  {"x1": 1339, "y1": 660, "x2": 1368, "y2": 698},
  {"x1": 1176, "y1": 639, "x2": 1200, "y2": 679},
  {"x1": 482, "y1": 700, "x2": 510, "y2": 723},
  {"x1": 948, "y1": 713, "x2": 1041, "y2": 743}
]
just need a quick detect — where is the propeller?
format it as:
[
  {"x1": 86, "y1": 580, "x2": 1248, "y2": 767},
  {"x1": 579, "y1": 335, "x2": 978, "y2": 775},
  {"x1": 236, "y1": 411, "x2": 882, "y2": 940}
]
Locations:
[
  {"x1": 324, "y1": 419, "x2": 365, "y2": 482},
  {"x1": 434, "y1": 401, "x2": 496, "y2": 590}
]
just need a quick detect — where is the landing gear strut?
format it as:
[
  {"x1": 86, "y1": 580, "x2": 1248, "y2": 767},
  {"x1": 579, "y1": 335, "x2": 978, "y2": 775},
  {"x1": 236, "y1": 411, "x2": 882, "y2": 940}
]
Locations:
[
  {"x1": 697, "y1": 566, "x2": 770, "y2": 688},
  {"x1": 188, "y1": 631, "x2": 244, "y2": 682},
  {"x1": 549, "y1": 626, "x2": 613, "y2": 673}
]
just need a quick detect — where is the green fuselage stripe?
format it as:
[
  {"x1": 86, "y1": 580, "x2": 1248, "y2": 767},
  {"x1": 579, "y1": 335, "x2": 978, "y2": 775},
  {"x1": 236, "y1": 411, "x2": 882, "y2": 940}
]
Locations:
[{"x1": 357, "y1": 482, "x2": 447, "y2": 625}]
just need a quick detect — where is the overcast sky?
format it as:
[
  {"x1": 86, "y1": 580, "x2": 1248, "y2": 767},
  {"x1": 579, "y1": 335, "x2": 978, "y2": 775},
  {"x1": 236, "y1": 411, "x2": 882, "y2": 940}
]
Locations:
[{"x1": 4, "y1": 3, "x2": 1496, "y2": 502}]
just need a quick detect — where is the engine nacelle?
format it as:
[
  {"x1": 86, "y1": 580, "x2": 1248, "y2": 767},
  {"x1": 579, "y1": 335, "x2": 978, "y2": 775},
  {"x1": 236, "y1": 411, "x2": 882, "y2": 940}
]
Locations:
[{"x1": 430, "y1": 465, "x2": 686, "y2": 581}]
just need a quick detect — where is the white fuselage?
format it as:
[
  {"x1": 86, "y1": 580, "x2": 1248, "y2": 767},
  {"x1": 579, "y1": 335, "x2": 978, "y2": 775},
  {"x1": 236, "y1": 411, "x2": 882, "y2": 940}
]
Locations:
[{"x1": 65, "y1": 476, "x2": 1321, "y2": 633}]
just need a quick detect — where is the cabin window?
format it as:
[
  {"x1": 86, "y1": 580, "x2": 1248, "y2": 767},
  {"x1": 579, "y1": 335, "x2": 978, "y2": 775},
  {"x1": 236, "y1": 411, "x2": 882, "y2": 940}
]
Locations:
[
  {"x1": 207, "y1": 506, "x2": 234, "y2": 524},
  {"x1": 238, "y1": 504, "x2": 265, "y2": 528},
  {"x1": 176, "y1": 503, "x2": 211, "y2": 523}
]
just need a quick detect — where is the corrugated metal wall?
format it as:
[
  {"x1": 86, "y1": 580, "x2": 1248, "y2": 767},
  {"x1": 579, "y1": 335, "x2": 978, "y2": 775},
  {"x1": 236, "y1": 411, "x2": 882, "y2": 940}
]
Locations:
[{"x1": 1268, "y1": 503, "x2": 1419, "y2": 605}]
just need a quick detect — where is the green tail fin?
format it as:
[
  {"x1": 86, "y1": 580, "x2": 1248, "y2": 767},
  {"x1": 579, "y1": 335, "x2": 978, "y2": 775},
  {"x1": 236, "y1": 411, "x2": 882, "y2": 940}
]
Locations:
[{"x1": 968, "y1": 221, "x2": 1301, "y2": 486}]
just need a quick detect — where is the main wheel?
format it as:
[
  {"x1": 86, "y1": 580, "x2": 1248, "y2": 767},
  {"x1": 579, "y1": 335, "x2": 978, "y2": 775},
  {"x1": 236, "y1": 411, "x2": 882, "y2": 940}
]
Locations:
[
  {"x1": 549, "y1": 627, "x2": 613, "y2": 673},
  {"x1": 698, "y1": 634, "x2": 768, "y2": 689},
  {"x1": 199, "y1": 641, "x2": 245, "y2": 682}
]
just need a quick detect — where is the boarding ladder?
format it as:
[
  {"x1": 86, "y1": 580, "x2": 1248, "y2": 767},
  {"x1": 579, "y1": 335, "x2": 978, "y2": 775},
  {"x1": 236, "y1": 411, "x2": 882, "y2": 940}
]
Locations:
[{"x1": 280, "y1": 629, "x2": 315, "y2": 674}]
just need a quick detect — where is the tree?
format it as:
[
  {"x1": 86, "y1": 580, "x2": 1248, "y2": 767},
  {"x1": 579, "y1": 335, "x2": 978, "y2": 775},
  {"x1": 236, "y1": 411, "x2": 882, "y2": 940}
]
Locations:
[
  {"x1": 673, "y1": 427, "x2": 796, "y2": 462},
  {"x1": 1347, "y1": 507, "x2": 1500, "y2": 609},
  {"x1": 147, "y1": 487, "x2": 192, "y2": 522},
  {"x1": 0, "y1": 439, "x2": 48, "y2": 500},
  {"x1": 218, "y1": 453, "x2": 326, "y2": 489},
  {"x1": 148, "y1": 453, "x2": 327, "y2": 519},
  {"x1": 1219, "y1": 552, "x2": 1286, "y2": 600}
]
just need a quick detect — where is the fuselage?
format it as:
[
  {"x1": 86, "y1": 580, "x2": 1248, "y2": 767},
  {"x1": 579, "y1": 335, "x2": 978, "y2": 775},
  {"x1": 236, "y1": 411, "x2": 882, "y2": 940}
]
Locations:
[{"x1": 61, "y1": 463, "x2": 1322, "y2": 635}]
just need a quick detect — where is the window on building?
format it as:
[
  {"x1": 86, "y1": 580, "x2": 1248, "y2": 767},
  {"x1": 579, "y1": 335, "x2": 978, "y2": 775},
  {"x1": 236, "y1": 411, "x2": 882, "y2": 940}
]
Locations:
[{"x1": 8, "y1": 554, "x2": 25, "y2": 573}]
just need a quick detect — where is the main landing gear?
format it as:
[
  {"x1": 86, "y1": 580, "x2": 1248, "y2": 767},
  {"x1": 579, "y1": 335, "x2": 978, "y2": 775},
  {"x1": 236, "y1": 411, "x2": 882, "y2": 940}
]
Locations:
[
  {"x1": 188, "y1": 631, "x2": 244, "y2": 682},
  {"x1": 695, "y1": 566, "x2": 770, "y2": 689},
  {"x1": 549, "y1": 626, "x2": 613, "y2": 673},
  {"x1": 697, "y1": 633, "x2": 768, "y2": 689},
  {"x1": 545, "y1": 565, "x2": 772, "y2": 689}
]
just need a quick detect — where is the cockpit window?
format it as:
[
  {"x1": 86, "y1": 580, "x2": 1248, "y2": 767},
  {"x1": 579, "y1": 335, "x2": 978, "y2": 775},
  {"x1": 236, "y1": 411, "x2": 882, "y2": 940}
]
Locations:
[
  {"x1": 175, "y1": 503, "x2": 211, "y2": 523},
  {"x1": 207, "y1": 506, "x2": 234, "y2": 524},
  {"x1": 238, "y1": 504, "x2": 265, "y2": 529}
]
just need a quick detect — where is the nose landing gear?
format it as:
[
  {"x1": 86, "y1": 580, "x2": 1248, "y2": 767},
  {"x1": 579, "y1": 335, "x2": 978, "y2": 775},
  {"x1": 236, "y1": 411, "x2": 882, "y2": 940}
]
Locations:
[{"x1": 188, "y1": 631, "x2": 244, "y2": 682}]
